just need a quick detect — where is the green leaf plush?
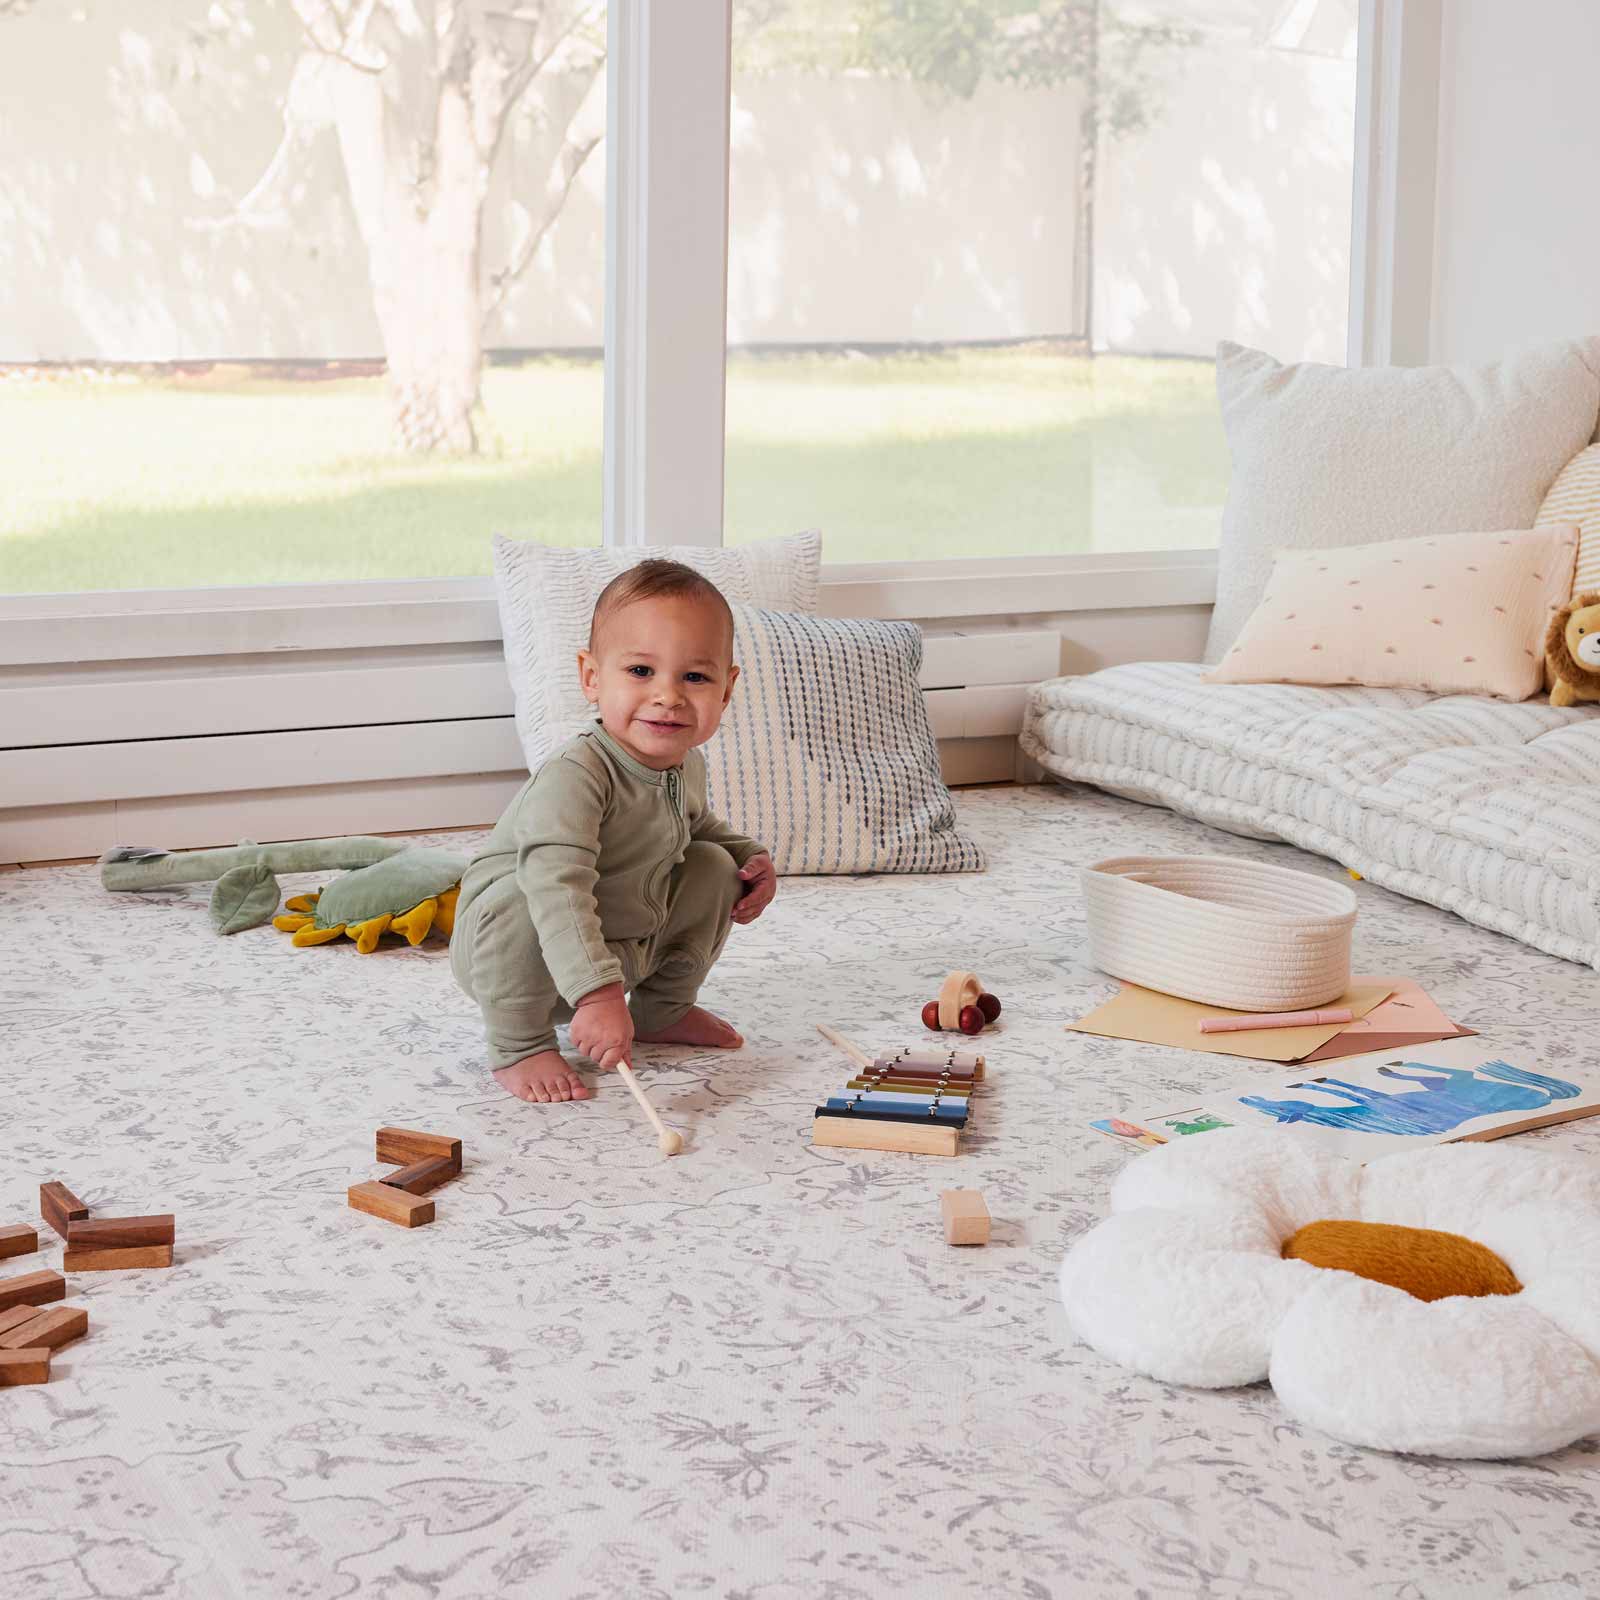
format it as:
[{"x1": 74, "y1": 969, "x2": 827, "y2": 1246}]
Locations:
[{"x1": 210, "y1": 864, "x2": 283, "y2": 935}]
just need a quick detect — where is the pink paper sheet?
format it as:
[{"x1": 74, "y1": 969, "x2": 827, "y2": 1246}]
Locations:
[{"x1": 1297, "y1": 975, "x2": 1470, "y2": 1064}]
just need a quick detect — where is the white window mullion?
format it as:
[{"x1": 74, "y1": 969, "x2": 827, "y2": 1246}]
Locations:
[
  {"x1": 1348, "y1": 0, "x2": 1442, "y2": 368},
  {"x1": 603, "y1": 0, "x2": 732, "y2": 548}
]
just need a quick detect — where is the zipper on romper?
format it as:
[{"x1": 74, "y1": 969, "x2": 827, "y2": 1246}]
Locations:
[
  {"x1": 648, "y1": 766, "x2": 689, "y2": 928},
  {"x1": 667, "y1": 768, "x2": 688, "y2": 859}
]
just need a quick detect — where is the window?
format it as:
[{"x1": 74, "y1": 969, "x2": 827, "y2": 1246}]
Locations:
[
  {"x1": 724, "y1": 0, "x2": 1358, "y2": 562},
  {"x1": 1, "y1": 1, "x2": 1369, "y2": 605},
  {"x1": 0, "y1": 2, "x2": 606, "y2": 596}
]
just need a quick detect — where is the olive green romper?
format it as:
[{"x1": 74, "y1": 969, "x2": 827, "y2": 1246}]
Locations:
[{"x1": 451, "y1": 724, "x2": 763, "y2": 1068}]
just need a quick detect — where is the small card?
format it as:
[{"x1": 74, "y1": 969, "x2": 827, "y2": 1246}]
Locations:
[
  {"x1": 1088, "y1": 1117, "x2": 1168, "y2": 1149},
  {"x1": 1298, "y1": 976, "x2": 1470, "y2": 1062}
]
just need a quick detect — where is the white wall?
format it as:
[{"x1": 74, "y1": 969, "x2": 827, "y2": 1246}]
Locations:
[{"x1": 1428, "y1": 1, "x2": 1600, "y2": 364}]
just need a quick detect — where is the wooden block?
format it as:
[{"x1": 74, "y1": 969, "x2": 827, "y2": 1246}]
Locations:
[
  {"x1": 379, "y1": 1156, "x2": 459, "y2": 1195},
  {"x1": 39, "y1": 1182, "x2": 89, "y2": 1240},
  {"x1": 0, "y1": 1305, "x2": 44, "y2": 1336},
  {"x1": 940, "y1": 1189, "x2": 991, "y2": 1246},
  {"x1": 812, "y1": 1111, "x2": 960, "y2": 1157},
  {"x1": 374, "y1": 1127, "x2": 462, "y2": 1168},
  {"x1": 62, "y1": 1244, "x2": 173, "y2": 1271},
  {"x1": 0, "y1": 1305, "x2": 87, "y2": 1351},
  {"x1": 66, "y1": 1215, "x2": 175, "y2": 1249},
  {"x1": 0, "y1": 1348, "x2": 50, "y2": 1386},
  {"x1": 348, "y1": 1181, "x2": 435, "y2": 1228},
  {"x1": 0, "y1": 1224, "x2": 38, "y2": 1260},
  {"x1": 0, "y1": 1269, "x2": 66, "y2": 1313}
]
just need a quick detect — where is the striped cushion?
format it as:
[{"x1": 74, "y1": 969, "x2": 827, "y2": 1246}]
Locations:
[
  {"x1": 703, "y1": 607, "x2": 986, "y2": 874},
  {"x1": 493, "y1": 531, "x2": 821, "y2": 769},
  {"x1": 1538, "y1": 442, "x2": 1600, "y2": 598},
  {"x1": 1022, "y1": 661, "x2": 1600, "y2": 968}
]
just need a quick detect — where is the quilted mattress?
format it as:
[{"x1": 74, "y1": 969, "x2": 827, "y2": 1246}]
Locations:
[{"x1": 1021, "y1": 661, "x2": 1600, "y2": 968}]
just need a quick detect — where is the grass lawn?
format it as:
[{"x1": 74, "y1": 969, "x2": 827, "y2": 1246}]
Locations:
[{"x1": 0, "y1": 348, "x2": 1227, "y2": 595}]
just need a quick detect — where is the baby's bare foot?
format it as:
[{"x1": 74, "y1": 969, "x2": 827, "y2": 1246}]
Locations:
[
  {"x1": 494, "y1": 1050, "x2": 591, "y2": 1104},
  {"x1": 635, "y1": 1006, "x2": 743, "y2": 1049}
]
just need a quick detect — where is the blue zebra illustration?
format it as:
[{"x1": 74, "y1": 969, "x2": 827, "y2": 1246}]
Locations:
[{"x1": 1238, "y1": 1059, "x2": 1580, "y2": 1136}]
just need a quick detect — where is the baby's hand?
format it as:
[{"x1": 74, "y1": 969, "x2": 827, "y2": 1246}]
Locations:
[
  {"x1": 569, "y1": 982, "x2": 634, "y2": 1073},
  {"x1": 731, "y1": 852, "x2": 777, "y2": 925}
]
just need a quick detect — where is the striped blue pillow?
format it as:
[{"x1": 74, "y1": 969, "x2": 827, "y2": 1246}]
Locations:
[{"x1": 703, "y1": 606, "x2": 986, "y2": 875}]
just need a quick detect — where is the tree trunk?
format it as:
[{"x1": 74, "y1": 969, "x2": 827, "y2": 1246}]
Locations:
[
  {"x1": 371, "y1": 206, "x2": 484, "y2": 455},
  {"x1": 323, "y1": 52, "x2": 491, "y2": 453}
]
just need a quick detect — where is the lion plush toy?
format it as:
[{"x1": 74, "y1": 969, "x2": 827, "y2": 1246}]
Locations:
[{"x1": 1547, "y1": 591, "x2": 1600, "y2": 707}]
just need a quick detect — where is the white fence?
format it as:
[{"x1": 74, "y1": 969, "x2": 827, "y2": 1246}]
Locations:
[{"x1": 0, "y1": 7, "x2": 1352, "y2": 364}]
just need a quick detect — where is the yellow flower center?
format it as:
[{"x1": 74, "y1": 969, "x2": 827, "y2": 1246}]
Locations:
[{"x1": 1281, "y1": 1219, "x2": 1522, "y2": 1302}]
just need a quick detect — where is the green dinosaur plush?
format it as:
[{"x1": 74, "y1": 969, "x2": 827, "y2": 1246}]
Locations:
[{"x1": 101, "y1": 836, "x2": 467, "y2": 951}]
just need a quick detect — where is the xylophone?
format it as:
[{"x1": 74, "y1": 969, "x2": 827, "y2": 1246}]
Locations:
[{"x1": 812, "y1": 1027, "x2": 986, "y2": 1156}]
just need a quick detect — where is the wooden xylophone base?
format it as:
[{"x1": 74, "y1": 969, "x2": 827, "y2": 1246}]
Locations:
[{"x1": 811, "y1": 1109, "x2": 960, "y2": 1157}]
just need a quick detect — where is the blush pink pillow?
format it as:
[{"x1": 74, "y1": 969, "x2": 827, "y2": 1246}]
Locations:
[{"x1": 1204, "y1": 525, "x2": 1578, "y2": 701}]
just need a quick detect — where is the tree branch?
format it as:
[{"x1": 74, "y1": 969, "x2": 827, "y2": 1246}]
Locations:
[
  {"x1": 480, "y1": 128, "x2": 601, "y2": 326},
  {"x1": 502, "y1": 0, "x2": 603, "y2": 114},
  {"x1": 304, "y1": 36, "x2": 388, "y2": 74},
  {"x1": 483, "y1": 4, "x2": 550, "y2": 26},
  {"x1": 291, "y1": 0, "x2": 391, "y2": 74},
  {"x1": 191, "y1": 55, "x2": 339, "y2": 233}
]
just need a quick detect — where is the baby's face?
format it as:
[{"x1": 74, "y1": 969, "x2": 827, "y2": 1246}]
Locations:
[{"x1": 577, "y1": 593, "x2": 738, "y2": 769}]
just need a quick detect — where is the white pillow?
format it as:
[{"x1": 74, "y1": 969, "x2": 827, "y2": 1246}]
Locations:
[
  {"x1": 493, "y1": 530, "x2": 821, "y2": 768},
  {"x1": 1205, "y1": 338, "x2": 1600, "y2": 662},
  {"x1": 703, "y1": 606, "x2": 985, "y2": 875}
]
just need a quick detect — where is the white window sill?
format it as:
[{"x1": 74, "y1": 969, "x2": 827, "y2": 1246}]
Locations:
[{"x1": 0, "y1": 549, "x2": 1217, "y2": 666}]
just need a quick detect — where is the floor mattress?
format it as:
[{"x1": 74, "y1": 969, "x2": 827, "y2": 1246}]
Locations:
[{"x1": 1023, "y1": 660, "x2": 1600, "y2": 968}]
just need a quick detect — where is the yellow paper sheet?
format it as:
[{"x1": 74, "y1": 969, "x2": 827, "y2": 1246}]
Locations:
[{"x1": 1067, "y1": 980, "x2": 1395, "y2": 1062}]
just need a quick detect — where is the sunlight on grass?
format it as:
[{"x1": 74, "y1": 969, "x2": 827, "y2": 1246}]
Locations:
[
  {"x1": 0, "y1": 359, "x2": 606, "y2": 593},
  {"x1": 0, "y1": 349, "x2": 1226, "y2": 594},
  {"x1": 725, "y1": 348, "x2": 1226, "y2": 561}
]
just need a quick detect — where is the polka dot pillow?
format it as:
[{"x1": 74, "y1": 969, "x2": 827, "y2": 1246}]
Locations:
[{"x1": 1204, "y1": 524, "x2": 1577, "y2": 701}]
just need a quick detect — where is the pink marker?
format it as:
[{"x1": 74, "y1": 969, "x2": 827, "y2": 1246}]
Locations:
[{"x1": 1198, "y1": 1007, "x2": 1353, "y2": 1035}]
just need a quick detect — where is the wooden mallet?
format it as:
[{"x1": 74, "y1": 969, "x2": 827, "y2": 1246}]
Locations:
[
  {"x1": 815, "y1": 1022, "x2": 874, "y2": 1073},
  {"x1": 615, "y1": 1061, "x2": 684, "y2": 1156}
]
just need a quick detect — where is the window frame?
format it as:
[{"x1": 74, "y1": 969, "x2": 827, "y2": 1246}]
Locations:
[{"x1": 0, "y1": 0, "x2": 1418, "y2": 655}]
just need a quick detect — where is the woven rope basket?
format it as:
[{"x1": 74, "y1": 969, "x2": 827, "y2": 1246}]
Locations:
[{"x1": 1082, "y1": 855, "x2": 1358, "y2": 1011}]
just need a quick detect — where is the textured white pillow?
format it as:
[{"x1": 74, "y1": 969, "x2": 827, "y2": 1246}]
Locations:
[
  {"x1": 703, "y1": 607, "x2": 986, "y2": 874},
  {"x1": 1205, "y1": 338, "x2": 1600, "y2": 662},
  {"x1": 493, "y1": 531, "x2": 821, "y2": 769}
]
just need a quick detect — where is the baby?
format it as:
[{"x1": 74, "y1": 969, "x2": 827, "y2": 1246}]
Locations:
[{"x1": 451, "y1": 560, "x2": 776, "y2": 1103}]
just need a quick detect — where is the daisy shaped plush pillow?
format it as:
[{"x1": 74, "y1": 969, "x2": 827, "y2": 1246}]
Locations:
[{"x1": 1060, "y1": 1128, "x2": 1600, "y2": 1458}]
